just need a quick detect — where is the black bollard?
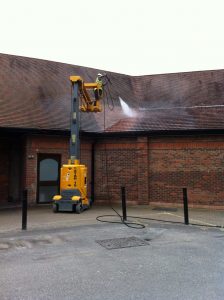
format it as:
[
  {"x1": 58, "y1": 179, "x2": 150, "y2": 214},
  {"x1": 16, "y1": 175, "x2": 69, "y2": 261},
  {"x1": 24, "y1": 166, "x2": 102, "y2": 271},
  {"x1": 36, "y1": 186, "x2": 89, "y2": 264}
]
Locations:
[
  {"x1": 22, "y1": 189, "x2": 28, "y2": 230},
  {"x1": 183, "y1": 188, "x2": 189, "y2": 225},
  {"x1": 121, "y1": 187, "x2": 127, "y2": 222}
]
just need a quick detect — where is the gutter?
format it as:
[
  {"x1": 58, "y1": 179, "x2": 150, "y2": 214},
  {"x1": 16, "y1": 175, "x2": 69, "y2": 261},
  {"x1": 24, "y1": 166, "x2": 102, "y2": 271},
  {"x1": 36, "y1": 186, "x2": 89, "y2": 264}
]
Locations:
[{"x1": 81, "y1": 128, "x2": 224, "y2": 138}]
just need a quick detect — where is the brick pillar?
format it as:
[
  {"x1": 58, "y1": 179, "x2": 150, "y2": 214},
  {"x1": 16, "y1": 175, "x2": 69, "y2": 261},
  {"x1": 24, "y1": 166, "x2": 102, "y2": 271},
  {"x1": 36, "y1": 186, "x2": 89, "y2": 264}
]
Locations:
[{"x1": 137, "y1": 136, "x2": 149, "y2": 205}]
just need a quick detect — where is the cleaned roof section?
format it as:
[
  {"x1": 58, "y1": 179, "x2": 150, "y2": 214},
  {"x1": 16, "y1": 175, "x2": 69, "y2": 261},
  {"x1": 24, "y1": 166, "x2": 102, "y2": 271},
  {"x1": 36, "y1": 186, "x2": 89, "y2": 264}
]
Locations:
[{"x1": 1, "y1": 53, "x2": 224, "y2": 133}]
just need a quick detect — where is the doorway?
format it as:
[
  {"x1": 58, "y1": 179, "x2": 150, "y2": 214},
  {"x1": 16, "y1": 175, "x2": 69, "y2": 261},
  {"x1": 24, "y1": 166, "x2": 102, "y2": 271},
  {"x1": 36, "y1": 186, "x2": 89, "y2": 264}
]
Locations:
[{"x1": 37, "y1": 154, "x2": 61, "y2": 203}]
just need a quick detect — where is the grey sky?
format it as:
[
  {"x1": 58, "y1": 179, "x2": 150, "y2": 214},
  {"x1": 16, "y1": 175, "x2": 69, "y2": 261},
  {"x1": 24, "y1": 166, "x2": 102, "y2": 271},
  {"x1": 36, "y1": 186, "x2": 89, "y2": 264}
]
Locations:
[{"x1": 1, "y1": 0, "x2": 224, "y2": 75}]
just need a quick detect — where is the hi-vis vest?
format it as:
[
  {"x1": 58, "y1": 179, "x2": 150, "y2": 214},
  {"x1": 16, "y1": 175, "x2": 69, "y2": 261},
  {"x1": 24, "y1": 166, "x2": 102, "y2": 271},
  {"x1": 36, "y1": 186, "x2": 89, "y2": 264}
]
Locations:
[{"x1": 95, "y1": 77, "x2": 103, "y2": 90}]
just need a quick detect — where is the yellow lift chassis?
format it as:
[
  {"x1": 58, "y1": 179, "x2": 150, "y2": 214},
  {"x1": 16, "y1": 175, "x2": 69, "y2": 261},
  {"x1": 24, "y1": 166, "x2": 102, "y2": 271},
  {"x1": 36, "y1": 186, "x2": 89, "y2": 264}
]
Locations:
[{"x1": 52, "y1": 75, "x2": 104, "y2": 213}]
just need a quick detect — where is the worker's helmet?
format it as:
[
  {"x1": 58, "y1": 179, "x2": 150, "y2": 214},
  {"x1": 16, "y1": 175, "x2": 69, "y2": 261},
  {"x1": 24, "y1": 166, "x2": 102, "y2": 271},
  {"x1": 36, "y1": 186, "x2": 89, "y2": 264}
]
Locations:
[{"x1": 97, "y1": 73, "x2": 103, "y2": 78}]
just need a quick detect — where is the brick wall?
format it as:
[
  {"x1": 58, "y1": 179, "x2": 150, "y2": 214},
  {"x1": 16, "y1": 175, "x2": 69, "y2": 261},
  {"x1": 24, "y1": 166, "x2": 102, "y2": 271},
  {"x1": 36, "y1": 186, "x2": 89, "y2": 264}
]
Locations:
[
  {"x1": 94, "y1": 134, "x2": 224, "y2": 208},
  {"x1": 94, "y1": 137, "x2": 147, "y2": 205},
  {"x1": 24, "y1": 135, "x2": 93, "y2": 203},
  {"x1": 149, "y1": 135, "x2": 224, "y2": 208},
  {"x1": 24, "y1": 135, "x2": 69, "y2": 203},
  {"x1": 80, "y1": 139, "x2": 94, "y2": 199},
  {"x1": 23, "y1": 133, "x2": 224, "y2": 208}
]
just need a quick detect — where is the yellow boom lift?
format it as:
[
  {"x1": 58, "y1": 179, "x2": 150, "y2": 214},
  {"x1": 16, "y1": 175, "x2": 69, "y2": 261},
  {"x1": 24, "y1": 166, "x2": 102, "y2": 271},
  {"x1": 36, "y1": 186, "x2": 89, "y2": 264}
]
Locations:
[{"x1": 52, "y1": 75, "x2": 104, "y2": 213}]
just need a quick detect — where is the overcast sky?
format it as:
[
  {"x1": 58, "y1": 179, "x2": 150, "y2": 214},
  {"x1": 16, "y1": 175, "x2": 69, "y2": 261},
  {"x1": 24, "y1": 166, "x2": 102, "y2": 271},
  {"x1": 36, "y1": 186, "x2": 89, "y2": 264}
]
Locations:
[{"x1": 1, "y1": 0, "x2": 224, "y2": 75}]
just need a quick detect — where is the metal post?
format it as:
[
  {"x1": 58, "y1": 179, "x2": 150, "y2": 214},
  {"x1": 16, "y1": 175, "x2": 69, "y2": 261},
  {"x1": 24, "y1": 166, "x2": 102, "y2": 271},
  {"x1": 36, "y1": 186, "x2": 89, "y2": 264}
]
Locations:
[
  {"x1": 183, "y1": 188, "x2": 189, "y2": 225},
  {"x1": 70, "y1": 82, "x2": 80, "y2": 161},
  {"x1": 121, "y1": 187, "x2": 127, "y2": 222},
  {"x1": 22, "y1": 189, "x2": 28, "y2": 230}
]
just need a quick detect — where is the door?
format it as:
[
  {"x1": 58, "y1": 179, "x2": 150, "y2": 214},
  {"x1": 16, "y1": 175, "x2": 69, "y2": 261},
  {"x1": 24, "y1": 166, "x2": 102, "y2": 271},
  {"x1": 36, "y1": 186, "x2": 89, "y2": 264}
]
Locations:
[{"x1": 37, "y1": 154, "x2": 61, "y2": 203}]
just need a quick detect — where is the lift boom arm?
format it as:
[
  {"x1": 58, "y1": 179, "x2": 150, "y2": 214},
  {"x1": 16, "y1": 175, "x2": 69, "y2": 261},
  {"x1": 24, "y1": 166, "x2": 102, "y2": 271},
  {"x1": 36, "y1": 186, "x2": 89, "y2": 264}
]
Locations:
[{"x1": 69, "y1": 75, "x2": 103, "y2": 163}]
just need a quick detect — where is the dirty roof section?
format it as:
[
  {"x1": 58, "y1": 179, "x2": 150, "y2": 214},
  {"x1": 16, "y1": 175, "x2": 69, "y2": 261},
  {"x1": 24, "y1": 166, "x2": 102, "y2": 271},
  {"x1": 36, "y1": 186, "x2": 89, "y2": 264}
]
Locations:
[
  {"x1": 0, "y1": 53, "x2": 132, "y2": 133},
  {"x1": 107, "y1": 70, "x2": 224, "y2": 132},
  {"x1": 1, "y1": 53, "x2": 224, "y2": 134}
]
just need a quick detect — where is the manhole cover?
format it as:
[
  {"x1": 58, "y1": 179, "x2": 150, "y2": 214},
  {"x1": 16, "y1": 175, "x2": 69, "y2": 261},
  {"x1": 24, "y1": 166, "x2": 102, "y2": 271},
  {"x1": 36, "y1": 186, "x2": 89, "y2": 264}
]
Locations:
[{"x1": 96, "y1": 236, "x2": 149, "y2": 250}]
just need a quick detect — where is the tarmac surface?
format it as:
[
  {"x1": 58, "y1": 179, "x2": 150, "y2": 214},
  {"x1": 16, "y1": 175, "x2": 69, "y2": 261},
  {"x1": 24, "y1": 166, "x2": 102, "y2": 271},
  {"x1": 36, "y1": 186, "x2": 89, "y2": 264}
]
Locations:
[
  {"x1": 0, "y1": 205, "x2": 224, "y2": 300},
  {"x1": 0, "y1": 204, "x2": 224, "y2": 233}
]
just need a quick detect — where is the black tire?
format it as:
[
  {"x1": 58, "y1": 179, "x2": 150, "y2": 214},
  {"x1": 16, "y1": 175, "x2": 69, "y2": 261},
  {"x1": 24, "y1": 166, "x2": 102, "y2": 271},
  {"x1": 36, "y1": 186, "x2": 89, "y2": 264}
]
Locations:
[
  {"x1": 75, "y1": 203, "x2": 83, "y2": 214},
  {"x1": 89, "y1": 198, "x2": 93, "y2": 207},
  {"x1": 53, "y1": 203, "x2": 58, "y2": 213}
]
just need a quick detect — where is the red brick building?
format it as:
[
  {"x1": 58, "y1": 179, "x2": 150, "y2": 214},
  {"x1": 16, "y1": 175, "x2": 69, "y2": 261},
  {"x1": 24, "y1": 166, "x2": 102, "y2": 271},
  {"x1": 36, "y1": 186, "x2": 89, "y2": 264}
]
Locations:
[{"x1": 1, "y1": 53, "x2": 224, "y2": 208}]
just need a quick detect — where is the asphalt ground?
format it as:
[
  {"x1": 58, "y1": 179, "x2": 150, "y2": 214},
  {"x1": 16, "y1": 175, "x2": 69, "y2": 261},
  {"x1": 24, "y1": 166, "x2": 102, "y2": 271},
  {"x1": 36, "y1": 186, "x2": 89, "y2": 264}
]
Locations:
[
  {"x1": 0, "y1": 204, "x2": 224, "y2": 234},
  {"x1": 0, "y1": 219, "x2": 224, "y2": 300}
]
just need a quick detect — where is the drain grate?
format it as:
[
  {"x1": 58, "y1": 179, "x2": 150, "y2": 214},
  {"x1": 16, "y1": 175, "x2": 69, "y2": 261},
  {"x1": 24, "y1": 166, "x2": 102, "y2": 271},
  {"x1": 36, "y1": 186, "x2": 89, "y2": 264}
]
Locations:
[{"x1": 96, "y1": 236, "x2": 149, "y2": 250}]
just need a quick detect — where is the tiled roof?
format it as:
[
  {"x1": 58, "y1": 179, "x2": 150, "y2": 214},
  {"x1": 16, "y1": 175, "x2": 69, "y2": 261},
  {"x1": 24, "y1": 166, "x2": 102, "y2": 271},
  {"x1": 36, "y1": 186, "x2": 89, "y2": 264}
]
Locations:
[
  {"x1": 1, "y1": 53, "x2": 224, "y2": 134},
  {"x1": 106, "y1": 107, "x2": 224, "y2": 132}
]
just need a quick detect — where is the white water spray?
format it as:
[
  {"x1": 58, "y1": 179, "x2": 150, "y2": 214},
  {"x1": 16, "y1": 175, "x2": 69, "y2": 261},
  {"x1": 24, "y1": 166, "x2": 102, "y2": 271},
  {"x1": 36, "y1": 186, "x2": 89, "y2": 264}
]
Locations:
[{"x1": 119, "y1": 97, "x2": 136, "y2": 117}]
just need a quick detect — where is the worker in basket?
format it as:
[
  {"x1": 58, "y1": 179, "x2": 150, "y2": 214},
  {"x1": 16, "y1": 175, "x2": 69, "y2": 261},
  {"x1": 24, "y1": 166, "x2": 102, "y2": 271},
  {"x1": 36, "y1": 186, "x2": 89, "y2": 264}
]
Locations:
[{"x1": 94, "y1": 73, "x2": 104, "y2": 105}]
